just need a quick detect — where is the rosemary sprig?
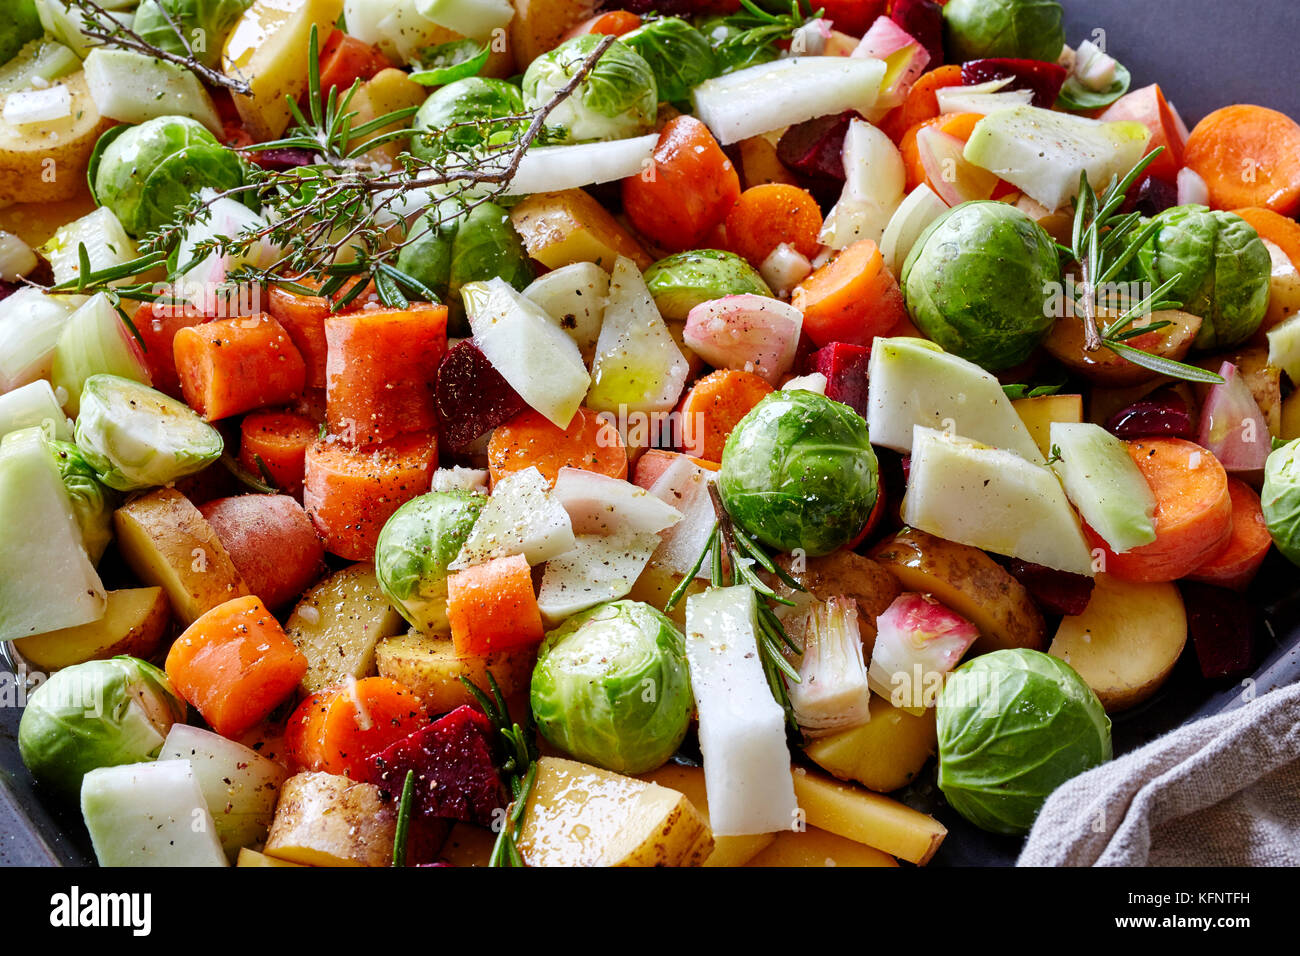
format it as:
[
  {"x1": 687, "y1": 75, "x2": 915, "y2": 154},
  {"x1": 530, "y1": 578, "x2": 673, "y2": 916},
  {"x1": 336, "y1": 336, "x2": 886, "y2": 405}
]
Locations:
[
  {"x1": 391, "y1": 769, "x2": 416, "y2": 867},
  {"x1": 458, "y1": 673, "x2": 539, "y2": 868}
]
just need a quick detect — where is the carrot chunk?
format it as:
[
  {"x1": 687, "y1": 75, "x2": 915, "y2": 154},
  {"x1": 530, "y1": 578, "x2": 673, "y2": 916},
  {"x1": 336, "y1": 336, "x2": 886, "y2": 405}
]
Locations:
[
  {"x1": 173, "y1": 314, "x2": 306, "y2": 420},
  {"x1": 487, "y1": 407, "x2": 626, "y2": 487},
  {"x1": 285, "y1": 677, "x2": 428, "y2": 779},
  {"x1": 446, "y1": 554, "x2": 544, "y2": 656},
  {"x1": 677, "y1": 369, "x2": 774, "y2": 463},
  {"x1": 791, "y1": 239, "x2": 907, "y2": 347}
]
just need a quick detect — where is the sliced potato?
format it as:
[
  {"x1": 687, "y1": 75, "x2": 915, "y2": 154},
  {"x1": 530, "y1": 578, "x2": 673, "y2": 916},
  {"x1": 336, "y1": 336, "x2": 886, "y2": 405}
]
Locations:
[
  {"x1": 286, "y1": 562, "x2": 404, "y2": 695},
  {"x1": 113, "y1": 488, "x2": 249, "y2": 626},
  {"x1": 803, "y1": 694, "x2": 938, "y2": 793},
  {"x1": 736, "y1": 133, "x2": 798, "y2": 190},
  {"x1": 1049, "y1": 573, "x2": 1187, "y2": 712},
  {"x1": 746, "y1": 827, "x2": 898, "y2": 867},
  {"x1": 871, "y1": 527, "x2": 1045, "y2": 655},
  {"x1": 437, "y1": 823, "x2": 497, "y2": 867},
  {"x1": 1012, "y1": 393, "x2": 1084, "y2": 459},
  {"x1": 13, "y1": 586, "x2": 169, "y2": 671},
  {"x1": 511, "y1": 189, "x2": 653, "y2": 272},
  {"x1": 790, "y1": 765, "x2": 946, "y2": 866},
  {"x1": 641, "y1": 764, "x2": 775, "y2": 867},
  {"x1": 264, "y1": 771, "x2": 399, "y2": 867},
  {"x1": 509, "y1": 0, "x2": 599, "y2": 70},
  {"x1": 517, "y1": 757, "x2": 713, "y2": 867},
  {"x1": 236, "y1": 848, "x2": 305, "y2": 867},
  {"x1": 375, "y1": 630, "x2": 535, "y2": 713},
  {"x1": 773, "y1": 550, "x2": 902, "y2": 656},
  {"x1": 349, "y1": 68, "x2": 426, "y2": 166},
  {"x1": 0, "y1": 72, "x2": 115, "y2": 205},
  {"x1": 1042, "y1": 309, "x2": 1201, "y2": 386}
]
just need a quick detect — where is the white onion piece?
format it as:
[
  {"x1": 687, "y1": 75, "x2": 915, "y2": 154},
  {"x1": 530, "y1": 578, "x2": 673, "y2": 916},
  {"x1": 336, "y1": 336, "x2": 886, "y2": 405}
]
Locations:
[
  {"x1": 2, "y1": 84, "x2": 71, "y2": 125},
  {"x1": 1177, "y1": 166, "x2": 1209, "y2": 206},
  {"x1": 504, "y1": 135, "x2": 658, "y2": 196}
]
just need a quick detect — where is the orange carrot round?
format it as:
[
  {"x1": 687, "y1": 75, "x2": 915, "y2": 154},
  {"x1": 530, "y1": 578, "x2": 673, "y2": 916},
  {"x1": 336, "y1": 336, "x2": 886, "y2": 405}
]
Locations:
[
  {"x1": 165, "y1": 594, "x2": 308, "y2": 739},
  {"x1": 1186, "y1": 477, "x2": 1271, "y2": 591},
  {"x1": 678, "y1": 369, "x2": 774, "y2": 463},
  {"x1": 268, "y1": 277, "x2": 376, "y2": 389},
  {"x1": 239, "y1": 408, "x2": 319, "y2": 496},
  {"x1": 878, "y1": 64, "x2": 964, "y2": 144},
  {"x1": 285, "y1": 677, "x2": 429, "y2": 779},
  {"x1": 446, "y1": 554, "x2": 544, "y2": 657},
  {"x1": 1230, "y1": 206, "x2": 1300, "y2": 269},
  {"x1": 1089, "y1": 438, "x2": 1233, "y2": 583},
  {"x1": 791, "y1": 239, "x2": 908, "y2": 347},
  {"x1": 303, "y1": 431, "x2": 438, "y2": 560},
  {"x1": 1183, "y1": 105, "x2": 1300, "y2": 215},
  {"x1": 487, "y1": 407, "x2": 626, "y2": 487},
  {"x1": 173, "y1": 314, "x2": 306, "y2": 421},
  {"x1": 724, "y1": 183, "x2": 823, "y2": 269}
]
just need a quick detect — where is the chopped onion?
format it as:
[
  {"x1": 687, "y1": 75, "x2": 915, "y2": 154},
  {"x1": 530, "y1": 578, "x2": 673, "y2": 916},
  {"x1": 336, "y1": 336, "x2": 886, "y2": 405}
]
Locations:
[
  {"x1": 2, "y1": 84, "x2": 71, "y2": 125},
  {"x1": 781, "y1": 371, "x2": 827, "y2": 395},
  {"x1": 551, "y1": 465, "x2": 682, "y2": 536},
  {"x1": 760, "y1": 242, "x2": 813, "y2": 294},
  {"x1": 869, "y1": 592, "x2": 979, "y2": 711},
  {"x1": 936, "y1": 86, "x2": 1033, "y2": 115},
  {"x1": 646, "y1": 456, "x2": 717, "y2": 578},
  {"x1": 1177, "y1": 166, "x2": 1209, "y2": 206},
  {"x1": 0, "y1": 230, "x2": 38, "y2": 281},
  {"x1": 504, "y1": 134, "x2": 658, "y2": 196}
]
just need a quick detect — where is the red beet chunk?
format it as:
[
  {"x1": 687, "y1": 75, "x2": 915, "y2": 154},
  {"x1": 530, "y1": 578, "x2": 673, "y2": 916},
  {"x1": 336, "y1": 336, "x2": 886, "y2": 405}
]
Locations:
[
  {"x1": 1132, "y1": 175, "x2": 1179, "y2": 217},
  {"x1": 1006, "y1": 559, "x2": 1096, "y2": 617},
  {"x1": 248, "y1": 147, "x2": 316, "y2": 171},
  {"x1": 960, "y1": 58, "x2": 1067, "y2": 108},
  {"x1": 0, "y1": 280, "x2": 17, "y2": 303},
  {"x1": 366, "y1": 704, "x2": 507, "y2": 828},
  {"x1": 1180, "y1": 582, "x2": 1258, "y2": 680},
  {"x1": 1105, "y1": 387, "x2": 1193, "y2": 440},
  {"x1": 890, "y1": 0, "x2": 944, "y2": 66},
  {"x1": 435, "y1": 339, "x2": 528, "y2": 453},
  {"x1": 777, "y1": 111, "x2": 857, "y2": 184},
  {"x1": 812, "y1": 342, "x2": 871, "y2": 417}
]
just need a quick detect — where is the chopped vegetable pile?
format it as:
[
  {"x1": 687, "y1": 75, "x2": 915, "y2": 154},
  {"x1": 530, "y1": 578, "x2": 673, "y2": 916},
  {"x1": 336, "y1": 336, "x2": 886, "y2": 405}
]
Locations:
[{"x1": 3, "y1": 0, "x2": 1300, "y2": 869}]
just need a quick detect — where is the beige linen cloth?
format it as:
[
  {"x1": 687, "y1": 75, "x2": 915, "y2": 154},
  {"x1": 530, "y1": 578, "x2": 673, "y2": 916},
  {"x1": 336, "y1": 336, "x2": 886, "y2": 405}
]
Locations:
[{"x1": 1018, "y1": 680, "x2": 1300, "y2": 866}]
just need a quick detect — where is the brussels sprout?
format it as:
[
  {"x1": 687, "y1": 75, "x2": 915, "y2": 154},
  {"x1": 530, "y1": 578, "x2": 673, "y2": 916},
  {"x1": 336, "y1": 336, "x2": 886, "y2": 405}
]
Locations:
[
  {"x1": 0, "y1": 0, "x2": 43, "y2": 67},
  {"x1": 901, "y1": 200, "x2": 1060, "y2": 371},
  {"x1": 449, "y1": 201, "x2": 535, "y2": 303},
  {"x1": 1262, "y1": 438, "x2": 1300, "y2": 566},
  {"x1": 643, "y1": 249, "x2": 773, "y2": 320},
  {"x1": 621, "y1": 17, "x2": 718, "y2": 105},
  {"x1": 375, "y1": 490, "x2": 486, "y2": 634},
  {"x1": 74, "y1": 374, "x2": 223, "y2": 491},
  {"x1": 531, "y1": 600, "x2": 693, "y2": 774},
  {"x1": 133, "y1": 0, "x2": 251, "y2": 70},
  {"x1": 942, "y1": 0, "x2": 1065, "y2": 63},
  {"x1": 50, "y1": 439, "x2": 116, "y2": 564},
  {"x1": 718, "y1": 390, "x2": 879, "y2": 556},
  {"x1": 936, "y1": 648, "x2": 1111, "y2": 835},
  {"x1": 18, "y1": 656, "x2": 187, "y2": 799},
  {"x1": 1135, "y1": 205, "x2": 1271, "y2": 350},
  {"x1": 523, "y1": 35, "x2": 658, "y2": 144},
  {"x1": 410, "y1": 77, "x2": 526, "y2": 162},
  {"x1": 90, "y1": 115, "x2": 247, "y2": 237}
]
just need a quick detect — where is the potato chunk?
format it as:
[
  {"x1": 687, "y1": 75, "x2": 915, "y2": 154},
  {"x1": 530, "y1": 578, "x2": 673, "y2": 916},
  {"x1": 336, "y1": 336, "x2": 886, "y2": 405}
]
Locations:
[
  {"x1": 803, "y1": 694, "x2": 938, "y2": 793},
  {"x1": 13, "y1": 587, "x2": 169, "y2": 671},
  {"x1": 511, "y1": 190, "x2": 653, "y2": 272},
  {"x1": 375, "y1": 630, "x2": 536, "y2": 714},
  {"x1": 641, "y1": 764, "x2": 775, "y2": 867},
  {"x1": 264, "y1": 771, "x2": 399, "y2": 867}
]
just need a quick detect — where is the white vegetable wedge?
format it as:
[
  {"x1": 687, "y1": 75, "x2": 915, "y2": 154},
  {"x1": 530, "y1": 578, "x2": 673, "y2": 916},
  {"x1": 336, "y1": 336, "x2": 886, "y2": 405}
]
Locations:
[
  {"x1": 450, "y1": 466, "x2": 576, "y2": 570},
  {"x1": 538, "y1": 529, "x2": 661, "y2": 625},
  {"x1": 505, "y1": 135, "x2": 658, "y2": 196},
  {"x1": 552, "y1": 466, "x2": 681, "y2": 536}
]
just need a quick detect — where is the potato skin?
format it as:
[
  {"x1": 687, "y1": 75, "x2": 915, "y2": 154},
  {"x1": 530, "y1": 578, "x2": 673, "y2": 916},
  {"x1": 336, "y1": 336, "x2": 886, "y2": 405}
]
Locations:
[
  {"x1": 264, "y1": 771, "x2": 399, "y2": 867},
  {"x1": 12, "y1": 587, "x2": 170, "y2": 671},
  {"x1": 0, "y1": 73, "x2": 115, "y2": 204},
  {"x1": 375, "y1": 631, "x2": 536, "y2": 714},
  {"x1": 199, "y1": 494, "x2": 325, "y2": 610},
  {"x1": 773, "y1": 550, "x2": 902, "y2": 656},
  {"x1": 287, "y1": 563, "x2": 404, "y2": 695}
]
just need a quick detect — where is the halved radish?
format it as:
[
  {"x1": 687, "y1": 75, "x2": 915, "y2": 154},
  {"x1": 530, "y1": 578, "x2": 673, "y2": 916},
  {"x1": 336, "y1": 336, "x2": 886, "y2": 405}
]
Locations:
[
  {"x1": 683, "y1": 294, "x2": 803, "y2": 385},
  {"x1": 917, "y1": 126, "x2": 999, "y2": 207}
]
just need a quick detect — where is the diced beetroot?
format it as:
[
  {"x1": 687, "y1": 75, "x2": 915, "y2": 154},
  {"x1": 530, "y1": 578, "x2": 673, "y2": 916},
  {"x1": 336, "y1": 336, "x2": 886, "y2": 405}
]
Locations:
[
  {"x1": 247, "y1": 147, "x2": 316, "y2": 171},
  {"x1": 960, "y1": 58, "x2": 1067, "y2": 109},
  {"x1": 366, "y1": 704, "x2": 507, "y2": 828},
  {"x1": 1132, "y1": 175, "x2": 1179, "y2": 217},
  {"x1": 1105, "y1": 386, "x2": 1193, "y2": 440},
  {"x1": 777, "y1": 111, "x2": 856, "y2": 184},
  {"x1": 435, "y1": 339, "x2": 529, "y2": 453},
  {"x1": 1006, "y1": 559, "x2": 1096, "y2": 617},
  {"x1": 889, "y1": 0, "x2": 944, "y2": 66},
  {"x1": 0, "y1": 280, "x2": 16, "y2": 303},
  {"x1": 812, "y1": 342, "x2": 871, "y2": 417},
  {"x1": 1180, "y1": 582, "x2": 1258, "y2": 680}
]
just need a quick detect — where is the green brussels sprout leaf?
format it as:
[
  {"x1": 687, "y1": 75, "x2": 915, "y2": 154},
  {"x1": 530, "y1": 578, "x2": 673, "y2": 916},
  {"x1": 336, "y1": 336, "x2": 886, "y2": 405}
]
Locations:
[
  {"x1": 411, "y1": 38, "x2": 492, "y2": 87},
  {"x1": 942, "y1": 0, "x2": 1066, "y2": 64},
  {"x1": 522, "y1": 35, "x2": 658, "y2": 144},
  {"x1": 643, "y1": 249, "x2": 773, "y2": 320}
]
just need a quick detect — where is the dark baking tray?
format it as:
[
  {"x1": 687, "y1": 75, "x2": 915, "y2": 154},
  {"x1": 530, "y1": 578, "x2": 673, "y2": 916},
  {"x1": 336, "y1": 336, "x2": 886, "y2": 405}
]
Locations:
[{"x1": 3, "y1": 0, "x2": 1300, "y2": 867}]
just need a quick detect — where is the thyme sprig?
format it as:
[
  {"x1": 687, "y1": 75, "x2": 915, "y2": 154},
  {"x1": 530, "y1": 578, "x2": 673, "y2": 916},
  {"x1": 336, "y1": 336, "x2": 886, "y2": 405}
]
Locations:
[{"x1": 459, "y1": 673, "x2": 539, "y2": 869}]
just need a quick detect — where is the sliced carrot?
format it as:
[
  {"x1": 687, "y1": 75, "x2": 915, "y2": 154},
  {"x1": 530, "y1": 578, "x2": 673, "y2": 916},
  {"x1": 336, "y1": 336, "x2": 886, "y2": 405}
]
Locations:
[
  {"x1": 268, "y1": 278, "x2": 376, "y2": 389},
  {"x1": 1183, "y1": 105, "x2": 1300, "y2": 215},
  {"x1": 622, "y1": 115, "x2": 742, "y2": 253},
  {"x1": 446, "y1": 554, "x2": 544, "y2": 656},
  {"x1": 1187, "y1": 477, "x2": 1271, "y2": 591},
  {"x1": 239, "y1": 408, "x2": 319, "y2": 496},
  {"x1": 165, "y1": 594, "x2": 308, "y2": 739},
  {"x1": 878, "y1": 64, "x2": 964, "y2": 144},
  {"x1": 1088, "y1": 438, "x2": 1233, "y2": 583},
  {"x1": 324, "y1": 304, "x2": 447, "y2": 446},
  {"x1": 487, "y1": 407, "x2": 627, "y2": 487},
  {"x1": 1231, "y1": 206, "x2": 1300, "y2": 270},
  {"x1": 303, "y1": 431, "x2": 438, "y2": 560},
  {"x1": 132, "y1": 301, "x2": 206, "y2": 399},
  {"x1": 563, "y1": 9, "x2": 641, "y2": 39},
  {"x1": 285, "y1": 676, "x2": 429, "y2": 779},
  {"x1": 313, "y1": 29, "x2": 389, "y2": 100},
  {"x1": 791, "y1": 239, "x2": 908, "y2": 347},
  {"x1": 724, "y1": 183, "x2": 823, "y2": 268},
  {"x1": 632, "y1": 448, "x2": 720, "y2": 490},
  {"x1": 173, "y1": 314, "x2": 306, "y2": 421},
  {"x1": 677, "y1": 369, "x2": 774, "y2": 463}
]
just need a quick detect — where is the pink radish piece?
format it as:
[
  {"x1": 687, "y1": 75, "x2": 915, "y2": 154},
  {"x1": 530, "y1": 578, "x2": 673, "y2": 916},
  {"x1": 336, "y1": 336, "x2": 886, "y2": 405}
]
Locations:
[
  {"x1": 868, "y1": 592, "x2": 979, "y2": 710},
  {"x1": 683, "y1": 294, "x2": 803, "y2": 385},
  {"x1": 1197, "y1": 361, "x2": 1270, "y2": 474}
]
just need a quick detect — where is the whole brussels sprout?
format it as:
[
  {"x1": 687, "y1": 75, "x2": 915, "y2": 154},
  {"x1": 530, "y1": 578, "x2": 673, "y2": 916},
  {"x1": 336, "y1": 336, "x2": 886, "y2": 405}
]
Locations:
[
  {"x1": 18, "y1": 656, "x2": 187, "y2": 799},
  {"x1": 410, "y1": 78, "x2": 527, "y2": 163},
  {"x1": 133, "y1": 0, "x2": 252, "y2": 70},
  {"x1": 375, "y1": 490, "x2": 486, "y2": 634},
  {"x1": 943, "y1": 0, "x2": 1065, "y2": 63},
  {"x1": 643, "y1": 249, "x2": 773, "y2": 320},
  {"x1": 395, "y1": 217, "x2": 454, "y2": 303},
  {"x1": 902, "y1": 200, "x2": 1060, "y2": 371},
  {"x1": 531, "y1": 600, "x2": 693, "y2": 774},
  {"x1": 523, "y1": 35, "x2": 658, "y2": 144},
  {"x1": 719, "y1": 390, "x2": 879, "y2": 556},
  {"x1": 937, "y1": 649, "x2": 1111, "y2": 836},
  {"x1": 50, "y1": 439, "x2": 116, "y2": 564},
  {"x1": 74, "y1": 374, "x2": 223, "y2": 491},
  {"x1": 1262, "y1": 438, "x2": 1300, "y2": 566},
  {"x1": 1135, "y1": 205, "x2": 1272, "y2": 350},
  {"x1": 90, "y1": 115, "x2": 247, "y2": 237},
  {"x1": 621, "y1": 17, "x2": 718, "y2": 105}
]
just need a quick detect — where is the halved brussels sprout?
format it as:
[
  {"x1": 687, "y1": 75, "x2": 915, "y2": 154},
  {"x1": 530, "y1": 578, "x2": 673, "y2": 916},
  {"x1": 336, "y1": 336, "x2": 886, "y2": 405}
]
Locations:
[
  {"x1": 643, "y1": 249, "x2": 773, "y2": 321},
  {"x1": 522, "y1": 35, "x2": 658, "y2": 144},
  {"x1": 18, "y1": 656, "x2": 187, "y2": 799},
  {"x1": 621, "y1": 17, "x2": 718, "y2": 105},
  {"x1": 1262, "y1": 438, "x2": 1300, "y2": 567},
  {"x1": 718, "y1": 390, "x2": 879, "y2": 557},
  {"x1": 942, "y1": 0, "x2": 1065, "y2": 64},
  {"x1": 375, "y1": 490, "x2": 486, "y2": 634},
  {"x1": 74, "y1": 374, "x2": 223, "y2": 491},
  {"x1": 50, "y1": 439, "x2": 116, "y2": 564},
  {"x1": 531, "y1": 599, "x2": 693, "y2": 774},
  {"x1": 90, "y1": 115, "x2": 247, "y2": 238},
  {"x1": 132, "y1": 0, "x2": 252, "y2": 70},
  {"x1": 410, "y1": 77, "x2": 527, "y2": 162}
]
